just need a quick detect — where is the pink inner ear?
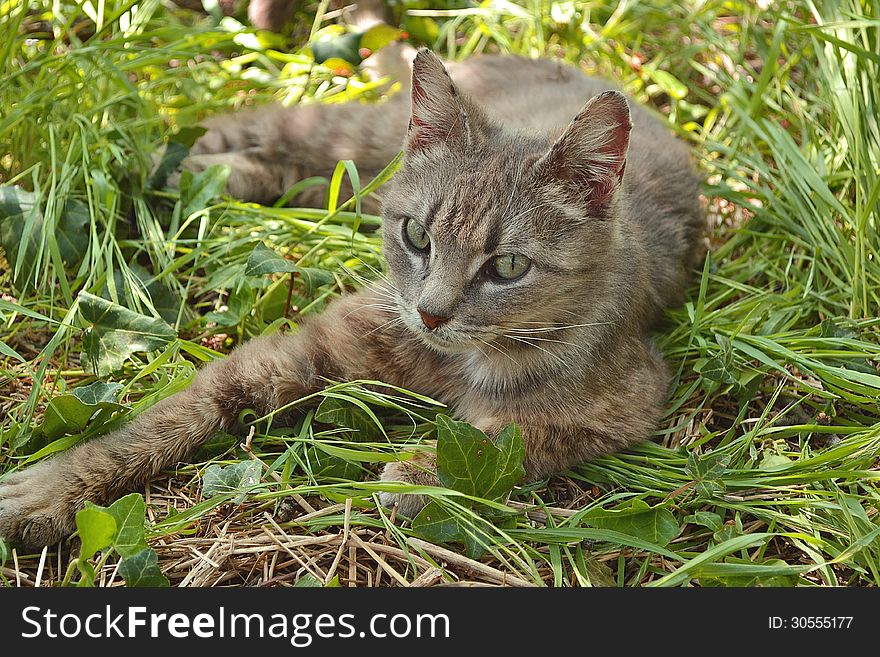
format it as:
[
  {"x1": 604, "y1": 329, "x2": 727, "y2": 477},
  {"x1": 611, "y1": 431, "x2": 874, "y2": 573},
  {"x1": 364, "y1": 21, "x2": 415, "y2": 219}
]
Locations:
[
  {"x1": 548, "y1": 94, "x2": 631, "y2": 216},
  {"x1": 408, "y1": 76, "x2": 433, "y2": 152},
  {"x1": 586, "y1": 122, "x2": 629, "y2": 214}
]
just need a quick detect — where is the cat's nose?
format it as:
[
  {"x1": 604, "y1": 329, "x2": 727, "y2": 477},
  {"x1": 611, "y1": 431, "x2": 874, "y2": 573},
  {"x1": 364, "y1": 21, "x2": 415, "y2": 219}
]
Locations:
[{"x1": 418, "y1": 309, "x2": 451, "y2": 330}]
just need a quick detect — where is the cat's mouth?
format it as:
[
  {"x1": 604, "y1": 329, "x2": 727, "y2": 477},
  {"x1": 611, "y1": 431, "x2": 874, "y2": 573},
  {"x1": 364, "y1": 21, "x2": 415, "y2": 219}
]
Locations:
[
  {"x1": 400, "y1": 309, "x2": 484, "y2": 354},
  {"x1": 417, "y1": 331, "x2": 479, "y2": 354}
]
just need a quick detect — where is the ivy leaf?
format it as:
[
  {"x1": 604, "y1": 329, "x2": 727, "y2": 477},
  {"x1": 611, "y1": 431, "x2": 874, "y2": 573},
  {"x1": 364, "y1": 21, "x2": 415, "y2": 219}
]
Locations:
[
  {"x1": 686, "y1": 451, "x2": 731, "y2": 499},
  {"x1": 0, "y1": 186, "x2": 89, "y2": 293},
  {"x1": 40, "y1": 381, "x2": 126, "y2": 440},
  {"x1": 78, "y1": 291, "x2": 177, "y2": 376},
  {"x1": 118, "y1": 548, "x2": 169, "y2": 587},
  {"x1": 693, "y1": 355, "x2": 736, "y2": 391},
  {"x1": 686, "y1": 510, "x2": 724, "y2": 532},
  {"x1": 759, "y1": 451, "x2": 792, "y2": 470},
  {"x1": 149, "y1": 127, "x2": 207, "y2": 189},
  {"x1": 303, "y1": 445, "x2": 364, "y2": 481},
  {"x1": 179, "y1": 164, "x2": 229, "y2": 217},
  {"x1": 583, "y1": 553, "x2": 617, "y2": 587},
  {"x1": 244, "y1": 242, "x2": 334, "y2": 294},
  {"x1": 104, "y1": 493, "x2": 149, "y2": 558},
  {"x1": 434, "y1": 416, "x2": 525, "y2": 501},
  {"x1": 293, "y1": 573, "x2": 324, "y2": 587},
  {"x1": 73, "y1": 493, "x2": 159, "y2": 587},
  {"x1": 76, "y1": 507, "x2": 117, "y2": 558},
  {"x1": 112, "y1": 263, "x2": 186, "y2": 326},
  {"x1": 71, "y1": 381, "x2": 124, "y2": 405},
  {"x1": 203, "y1": 460, "x2": 262, "y2": 503},
  {"x1": 82, "y1": 493, "x2": 149, "y2": 559},
  {"x1": 412, "y1": 500, "x2": 500, "y2": 559},
  {"x1": 315, "y1": 396, "x2": 383, "y2": 442},
  {"x1": 245, "y1": 242, "x2": 297, "y2": 275},
  {"x1": 818, "y1": 318, "x2": 857, "y2": 339},
  {"x1": 411, "y1": 416, "x2": 525, "y2": 557},
  {"x1": 583, "y1": 499, "x2": 680, "y2": 546}
]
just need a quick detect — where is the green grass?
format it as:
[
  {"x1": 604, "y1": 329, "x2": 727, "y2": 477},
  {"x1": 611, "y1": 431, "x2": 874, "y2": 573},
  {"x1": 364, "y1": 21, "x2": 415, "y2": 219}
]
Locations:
[{"x1": 1, "y1": 0, "x2": 879, "y2": 587}]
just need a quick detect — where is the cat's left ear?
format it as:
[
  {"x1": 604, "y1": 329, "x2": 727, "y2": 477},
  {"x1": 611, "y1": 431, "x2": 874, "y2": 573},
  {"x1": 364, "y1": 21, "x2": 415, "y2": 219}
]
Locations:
[
  {"x1": 534, "y1": 90, "x2": 632, "y2": 216},
  {"x1": 405, "y1": 49, "x2": 478, "y2": 155}
]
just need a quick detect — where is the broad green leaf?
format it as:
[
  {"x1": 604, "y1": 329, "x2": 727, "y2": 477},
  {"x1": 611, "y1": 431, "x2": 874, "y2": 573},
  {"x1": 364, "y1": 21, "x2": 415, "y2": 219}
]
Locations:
[
  {"x1": 819, "y1": 318, "x2": 857, "y2": 339},
  {"x1": 411, "y1": 416, "x2": 525, "y2": 557},
  {"x1": 244, "y1": 242, "x2": 334, "y2": 293},
  {"x1": 583, "y1": 552, "x2": 617, "y2": 587},
  {"x1": 693, "y1": 356, "x2": 736, "y2": 385},
  {"x1": 118, "y1": 548, "x2": 170, "y2": 587},
  {"x1": 411, "y1": 501, "x2": 495, "y2": 559},
  {"x1": 80, "y1": 493, "x2": 149, "y2": 564},
  {"x1": 686, "y1": 451, "x2": 731, "y2": 499},
  {"x1": 78, "y1": 291, "x2": 177, "y2": 376},
  {"x1": 173, "y1": 126, "x2": 209, "y2": 149},
  {"x1": 112, "y1": 263, "x2": 186, "y2": 326},
  {"x1": 583, "y1": 500, "x2": 680, "y2": 547},
  {"x1": 310, "y1": 30, "x2": 363, "y2": 65},
  {"x1": 203, "y1": 460, "x2": 262, "y2": 503},
  {"x1": 40, "y1": 381, "x2": 126, "y2": 440},
  {"x1": 204, "y1": 285, "x2": 255, "y2": 327},
  {"x1": 76, "y1": 507, "x2": 117, "y2": 558},
  {"x1": 104, "y1": 493, "x2": 149, "y2": 558},
  {"x1": 688, "y1": 511, "x2": 723, "y2": 532},
  {"x1": 303, "y1": 445, "x2": 363, "y2": 481},
  {"x1": 245, "y1": 242, "x2": 298, "y2": 275},
  {"x1": 315, "y1": 396, "x2": 383, "y2": 441},
  {"x1": 179, "y1": 164, "x2": 229, "y2": 217},
  {"x1": 149, "y1": 128, "x2": 207, "y2": 189},
  {"x1": 435, "y1": 416, "x2": 525, "y2": 501},
  {"x1": 759, "y1": 451, "x2": 793, "y2": 469},
  {"x1": 0, "y1": 186, "x2": 89, "y2": 292},
  {"x1": 293, "y1": 573, "x2": 324, "y2": 587},
  {"x1": 72, "y1": 381, "x2": 124, "y2": 405}
]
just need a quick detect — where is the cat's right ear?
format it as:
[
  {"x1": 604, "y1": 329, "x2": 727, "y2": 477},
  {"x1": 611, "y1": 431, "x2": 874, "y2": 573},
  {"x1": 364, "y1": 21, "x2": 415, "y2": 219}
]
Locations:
[
  {"x1": 405, "y1": 49, "x2": 472, "y2": 155},
  {"x1": 534, "y1": 90, "x2": 632, "y2": 217}
]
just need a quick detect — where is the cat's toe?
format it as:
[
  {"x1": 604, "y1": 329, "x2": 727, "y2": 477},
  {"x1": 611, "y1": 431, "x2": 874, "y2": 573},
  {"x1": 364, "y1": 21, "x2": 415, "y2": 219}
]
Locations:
[
  {"x1": 0, "y1": 466, "x2": 79, "y2": 551},
  {"x1": 377, "y1": 490, "x2": 430, "y2": 519},
  {"x1": 377, "y1": 457, "x2": 439, "y2": 518}
]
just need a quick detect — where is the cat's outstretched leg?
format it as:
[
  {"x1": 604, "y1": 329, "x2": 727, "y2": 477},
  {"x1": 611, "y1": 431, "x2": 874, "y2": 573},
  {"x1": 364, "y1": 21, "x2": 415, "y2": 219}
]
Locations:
[
  {"x1": 0, "y1": 331, "x2": 319, "y2": 549},
  {"x1": 0, "y1": 287, "x2": 447, "y2": 550}
]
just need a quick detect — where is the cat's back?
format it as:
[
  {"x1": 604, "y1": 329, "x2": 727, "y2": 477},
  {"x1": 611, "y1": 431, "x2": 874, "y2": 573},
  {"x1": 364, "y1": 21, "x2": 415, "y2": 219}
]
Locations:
[
  {"x1": 449, "y1": 55, "x2": 668, "y2": 144},
  {"x1": 449, "y1": 54, "x2": 704, "y2": 311}
]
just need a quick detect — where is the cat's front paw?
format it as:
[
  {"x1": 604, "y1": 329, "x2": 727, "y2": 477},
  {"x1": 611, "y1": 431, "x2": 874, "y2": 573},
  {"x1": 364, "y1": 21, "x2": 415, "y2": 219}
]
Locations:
[
  {"x1": 377, "y1": 451, "x2": 439, "y2": 519},
  {"x1": 0, "y1": 461, "x2": 80, "y2": 551}
]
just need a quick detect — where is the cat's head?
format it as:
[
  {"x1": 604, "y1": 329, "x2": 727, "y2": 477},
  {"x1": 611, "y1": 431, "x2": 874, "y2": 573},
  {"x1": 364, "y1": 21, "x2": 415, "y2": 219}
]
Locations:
[{"x1": 381, "y1": 49, "x2": 632, "y2": 355}]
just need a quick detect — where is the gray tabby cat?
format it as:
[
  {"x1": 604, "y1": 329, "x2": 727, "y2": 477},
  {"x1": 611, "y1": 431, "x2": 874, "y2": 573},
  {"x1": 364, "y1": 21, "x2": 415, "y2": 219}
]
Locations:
[{"x1": 0, "y1": 48, "x2": 703, "y2": 549}]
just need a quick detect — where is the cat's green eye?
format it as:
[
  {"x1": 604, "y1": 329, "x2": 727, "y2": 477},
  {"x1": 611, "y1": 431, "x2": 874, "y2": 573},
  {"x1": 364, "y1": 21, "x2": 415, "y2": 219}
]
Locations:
[
  {"x1": 404, "y1": 218, "x2": 431, "y2": 251},
  {"x1": 490, "y1": 253, "x2": 532, "y2": 280}
]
